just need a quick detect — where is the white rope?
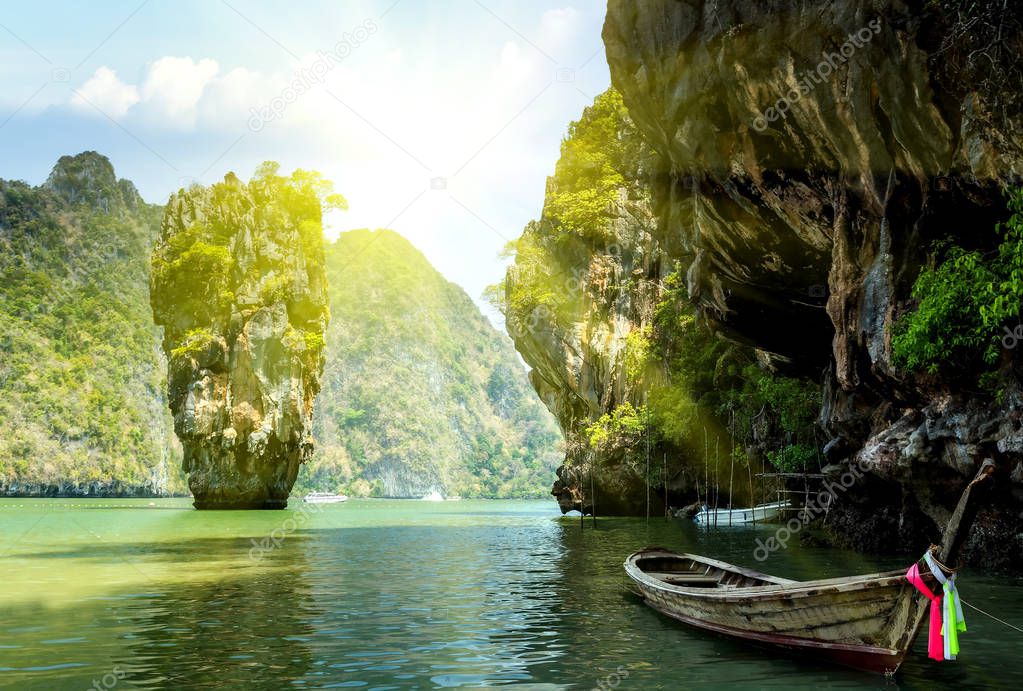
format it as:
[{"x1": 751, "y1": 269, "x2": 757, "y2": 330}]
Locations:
[{"x1": 961, "y1": 599, "x2": 1023, "y2": 635}]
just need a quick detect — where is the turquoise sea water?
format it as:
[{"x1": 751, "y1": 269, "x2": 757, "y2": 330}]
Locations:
[{"x1": 0, "y1": 498, "x2": 1019, "y2": 689}]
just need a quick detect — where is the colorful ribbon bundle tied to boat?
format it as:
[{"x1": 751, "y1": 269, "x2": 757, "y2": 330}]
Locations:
[{"x1": 905, "y1": 551, "x2": 967, "y2": 661}]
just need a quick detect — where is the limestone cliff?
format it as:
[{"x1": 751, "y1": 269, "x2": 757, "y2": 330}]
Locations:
[
  {"x1": 500, "y1": 91, "x2": 669, "y2": 514},
  {"x1": 603, "y1": 0, "x2": 1023, "y2": 564},
  {"x1": 497, "y1": 91, "x2": 803, "y2": 516},
  {"x1": 151, "y1": 165, "x2": 331, "y2": 509}
]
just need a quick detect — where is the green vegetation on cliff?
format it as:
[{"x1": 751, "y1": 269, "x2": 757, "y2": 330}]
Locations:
[
  {"x1": 495, "y1": 90, "x2": 649, "y2": 324},
  {"x1": 543, "y1": 89, "x2": 645, "y2": 240},
  {"x1": 301, "y1": 228, "x2": 561, "y2": 498},
  {"x1": 650, "y1": 268, "x2": 821, "y2": 474},
  {"x1": 893, "y1": 188, "x2": 1023, "y2": 375},
  {"x1": 0, "y1": 153, "x2": 182, "y2": 493},
  {"x1": 151, "y1": 162, "x2": 341, "y2": 345}
]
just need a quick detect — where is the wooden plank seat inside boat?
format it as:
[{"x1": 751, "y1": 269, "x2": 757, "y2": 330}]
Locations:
[
  {"x1": 633, "y1": 551, "x2": 793, "y2": 588},
  {"x1": 645, "y1": 572, "x2": 722, "y2": 587}
]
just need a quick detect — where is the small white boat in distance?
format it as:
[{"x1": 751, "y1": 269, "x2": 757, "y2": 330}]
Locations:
[
  {"x1": 693, "y1": 500, "x2": 788, "y2": 525},
  {"x1": 303, "y1": 492, "x2": 348, "y2": 504},
  {"x1": 421, "y1": 490, "x2": 444, "y2": 501}
]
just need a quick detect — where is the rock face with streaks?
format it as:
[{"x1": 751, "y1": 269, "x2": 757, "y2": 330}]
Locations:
[
  {"x1": 499, "y1": 90, "x2": 677, "y2": 515},
  {"x1": 151, "y1": 166, "x2": 330, "y2": 509},
  {"x1": 603, "y1": 0, "x2": 1023, "y2": 564},
  {"x1": 513, "y1": 181, "x2": 665, "y2": 515}
]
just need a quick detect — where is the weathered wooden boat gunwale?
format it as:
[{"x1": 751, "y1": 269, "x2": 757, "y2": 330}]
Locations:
[
  {"x1": 625, "y1": 551, "x2": 908, "y2": 602},
  {"x1": 625, "y1": 460, "x2": 996, "y2": 675}
]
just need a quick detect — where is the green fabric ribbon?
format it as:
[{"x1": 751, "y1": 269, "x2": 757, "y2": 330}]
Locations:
[{"x1": 942, "y1": 580, "x2": 967, "y2": 658}]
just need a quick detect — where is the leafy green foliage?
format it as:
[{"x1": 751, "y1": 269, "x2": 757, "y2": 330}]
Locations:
[
  {"x1": 170, "y1": 327, "x2": 215, "y2": 360},
  {"x1": 492, "y1": 231, "x2": 563, "y2": 319},
  {"x1": 585, "y1": 403, "x2": 647, "y2": 451},
  {"x1": 544, "y1": 90, "x2": 634, "y2": 238},
  {"x1": 651, "y1": 265, "x2": 821, "y2": 473},
  {"x1": 981, "y1": 189, "x2": 1023, "y2": 338},
  {"x1": 624, "y1": 326, "x2": 652, "y2": 384},
  {"x1": 893, "y1": 188, "x2": 1023, "y2": 373},
  {"x1": 766, "y1": 444, "x2": 818, "y2": 473},
  {"x1": 488, "y1": 88, "x2": 650, "y2": 328},
  {"x1": 891, "y1": 245, "x2": 995, "y2": 372},
  {"x1": 728, "y1": 364, "x2": 820, "y2": 472}
]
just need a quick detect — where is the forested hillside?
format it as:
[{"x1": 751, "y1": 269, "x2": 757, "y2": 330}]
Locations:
[
  {"x1": 300, "y1": 229, "x2": 562, "y2": 498},
  {"x1": 0, "y1": 152, "x2": 183, "y2": 495}
]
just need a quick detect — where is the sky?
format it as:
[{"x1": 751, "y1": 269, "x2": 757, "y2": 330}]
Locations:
[{"x1": 0, "y1": 0, "x2": 611, "y2": 323}]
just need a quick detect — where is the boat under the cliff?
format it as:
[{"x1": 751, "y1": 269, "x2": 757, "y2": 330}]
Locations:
[
  {"x1": 625, "y1": 460, "x2": 995, "y2": 675},
  {"x1": 303, "y1": 492, "x2": 348, "y2": 504},
  {"x1": 693, "y1": 500, "x2": 788, "y2": 525}
]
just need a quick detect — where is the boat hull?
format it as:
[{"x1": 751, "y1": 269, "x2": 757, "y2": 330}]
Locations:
[
  {"x1": 693, "y1": 501, "x2": 788, "y2": 525},
  {"x1": 641, "y1": 595, "x2": 906, "y2": 674},
  {"x1": 625, "y1": 550, "x2": 923, "y2": 676},
  {"x1": 303, "y1": 494, "x2": 347, "y2": 504}
]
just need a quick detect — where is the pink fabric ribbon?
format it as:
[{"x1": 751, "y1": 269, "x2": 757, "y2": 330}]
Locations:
[{"x1": 906, "y1": 562, "x2": 944, "y2": 661}]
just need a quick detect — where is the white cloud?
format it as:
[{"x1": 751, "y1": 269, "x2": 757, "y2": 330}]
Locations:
[
  {"x1": 199, "y1": 66, "x2": 277, "y2": 126},
  {"x1": 140, "y1": 56, "x2": 219, "y2": 126},
  {"x1": 71, "y1": 67, "x2": 140, "y2": 119}
]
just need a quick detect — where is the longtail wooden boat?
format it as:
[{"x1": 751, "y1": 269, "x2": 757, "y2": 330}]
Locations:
[{"x1": 625, "y1": 460, "x2": 995, "y2": 675}]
